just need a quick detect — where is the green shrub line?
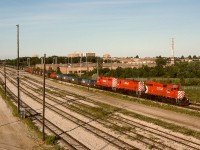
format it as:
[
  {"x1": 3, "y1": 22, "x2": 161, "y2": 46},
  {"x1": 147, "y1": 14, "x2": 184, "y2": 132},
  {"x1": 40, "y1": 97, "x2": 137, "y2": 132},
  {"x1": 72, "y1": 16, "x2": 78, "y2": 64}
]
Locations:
[{"x1": 0, "y1": 87, "x2": 63, "y2": 150}]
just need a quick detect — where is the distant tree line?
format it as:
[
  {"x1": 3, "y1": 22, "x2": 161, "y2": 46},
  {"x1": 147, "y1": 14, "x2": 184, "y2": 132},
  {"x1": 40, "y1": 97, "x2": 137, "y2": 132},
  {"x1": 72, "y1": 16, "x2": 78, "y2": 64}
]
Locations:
[
  {"x1": 1, "y1": 56, "x2": 200, "y2": 85},
  {"x1": 1, "y1": 56, "x2": 99, "y2": 67},
  {"x1": 82, "y1": 57, "x2": 200, "y2": 85},
  {"x1": 83, "y1": 57, "x2": 200, "y2": 78}
]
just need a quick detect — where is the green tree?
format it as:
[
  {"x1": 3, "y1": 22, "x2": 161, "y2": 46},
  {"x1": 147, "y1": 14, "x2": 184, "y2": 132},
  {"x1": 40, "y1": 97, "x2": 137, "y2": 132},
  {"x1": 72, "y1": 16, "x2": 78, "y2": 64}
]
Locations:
[
  {"x1": 188, "y1": 55, "x2": 192, "y2": 59},
  {"x1": 135, "y1": 55, "x2": 139, "y2": 58},
  {"x1": 154, "y1": 57, "x2": 167, "y2": 77}
]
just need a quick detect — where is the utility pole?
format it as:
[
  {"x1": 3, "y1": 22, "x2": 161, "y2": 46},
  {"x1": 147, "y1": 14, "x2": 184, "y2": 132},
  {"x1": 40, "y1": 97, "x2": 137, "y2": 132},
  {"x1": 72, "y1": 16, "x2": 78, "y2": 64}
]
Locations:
[
  {"x1": 4, "y1": 61, "x2": 6, "y2": 98},
  {"x1": 42, "y1": 54, "x2": 46, "y2": 141},
  {"x1": 71, "y1": 56, "x2": 74, "y2": 73},
  {"x1": 27, "y1": 58, "x2": 30, "y2": 67},
  {"x1": 86, "y1": 54, "x2": 89, "y2": 72},
  {"x1": 110, "y1": 58, "x2": 112, "y2": 70},
  {"x1": 80, "y1": 56, "x2": 82, "y2": 76},
  {"x1": 16, "y1": 24, "x2": 20, "y2": 114},
  {"x1": 53, "y1": 57, "x2": 57, "y2": 64},
  {"x1": 41, "y1": 57, "x2": 43, "y2": 64}
]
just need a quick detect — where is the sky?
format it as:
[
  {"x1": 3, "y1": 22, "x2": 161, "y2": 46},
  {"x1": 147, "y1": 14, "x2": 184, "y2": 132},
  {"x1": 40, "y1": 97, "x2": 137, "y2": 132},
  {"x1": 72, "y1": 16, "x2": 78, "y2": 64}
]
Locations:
[{"x1": 0, "y1": 0, "x2": 200, "y2": 59}]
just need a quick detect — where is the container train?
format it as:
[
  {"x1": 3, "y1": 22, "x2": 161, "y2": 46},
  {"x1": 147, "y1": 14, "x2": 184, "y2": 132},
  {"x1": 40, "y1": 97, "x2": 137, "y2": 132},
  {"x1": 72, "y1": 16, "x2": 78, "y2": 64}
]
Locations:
[{"x1": 25, "y1": 68, "x2": 189, "y2": 106}]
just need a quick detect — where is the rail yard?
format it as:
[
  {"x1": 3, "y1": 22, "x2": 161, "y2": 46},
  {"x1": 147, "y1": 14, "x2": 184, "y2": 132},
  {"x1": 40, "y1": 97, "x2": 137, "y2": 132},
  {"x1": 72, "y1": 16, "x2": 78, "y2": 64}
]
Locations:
[
  {"x1": 0, "y1": 67, "x2": 200, "y2": 149},
  {"x1": 1, "y1": 1, "x2": 200, "y2": 149}
]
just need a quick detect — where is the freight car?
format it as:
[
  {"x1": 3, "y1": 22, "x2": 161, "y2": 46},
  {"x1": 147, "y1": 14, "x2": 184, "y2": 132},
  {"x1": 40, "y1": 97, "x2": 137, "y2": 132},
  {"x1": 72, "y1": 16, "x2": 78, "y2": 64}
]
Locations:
[
  {"x1": 56, "y1": 74, "x2": 63, "y2": 80},
  {"x1": 50, "y1": 73, "x2": 57, "y2": 79},
  {"x1": 25, "y1": 68, "x2": 34, "y2": 74},
  {"x1": 62, "y1": 75, "x2": 73, "y2": 82},
  {"x1": 81, "y1": 78, "x2": 96, "y2": 87}
]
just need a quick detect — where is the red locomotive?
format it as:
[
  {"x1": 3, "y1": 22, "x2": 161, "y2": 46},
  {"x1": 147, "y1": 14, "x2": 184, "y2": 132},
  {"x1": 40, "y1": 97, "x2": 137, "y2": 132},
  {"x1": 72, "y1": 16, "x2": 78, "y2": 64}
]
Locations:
[
  {"x1": 96, "y1": 77, "x2": 145, "y2": 93},
  {"x1": 50, "y1": 73, "x2": 57, "y2": 79},
  {"x1": 144, "y1": 81, "x2": 188, "y2": 105},
  {"x1": 25, "y1": 68, "x2": 34, "y2": 74},
  {"x1": 96, "y1": 76, "x2": 189, "y2": 105},
  {"x1": 25, "y1": 68, "x2": 189, "y2": 106},
  {"x1": 96, "y1": 77, "x2": 117, "y2": 89},
  {"x1": 117, "y1": 79, "x2": 145, "y2": 94}
]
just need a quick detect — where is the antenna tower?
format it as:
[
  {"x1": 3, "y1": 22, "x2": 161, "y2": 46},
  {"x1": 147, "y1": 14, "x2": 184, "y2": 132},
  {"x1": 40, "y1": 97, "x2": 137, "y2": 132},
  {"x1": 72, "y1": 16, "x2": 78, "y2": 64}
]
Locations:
[{"x1": 171, "y1": 38, "x2": 175, "y2": 65}]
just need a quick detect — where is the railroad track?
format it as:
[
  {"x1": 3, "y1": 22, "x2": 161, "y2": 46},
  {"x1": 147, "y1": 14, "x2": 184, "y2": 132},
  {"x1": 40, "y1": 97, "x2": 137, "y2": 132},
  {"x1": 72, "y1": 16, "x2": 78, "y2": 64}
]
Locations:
[
  {"x1": 20, "y1": 78, "x2": 173, "y2": 149},
  {"x1": 184, "y1": 104, "x2": 200, "y2": 111},
  {"x1": 190, "y1": 103, "x2": 200, "y2": 108},
  {"x1": 13, "y1": 72, "x2": 200, "y2": 149},
  {"x1": 111, "y1": 115, "x2": 200, "y2": 150},
  {"x1": 0, "y1": 77, "x2": 89, "y2": 150},
  {"x1": 3, "y1": 73, "x2": 137, "y2": 150},
  {"x1": 3, "y1": 68, "x2": 200, "y2": 149},
  {"x1": 3, "y1": 70, "x2": 171, "y2": 149}
]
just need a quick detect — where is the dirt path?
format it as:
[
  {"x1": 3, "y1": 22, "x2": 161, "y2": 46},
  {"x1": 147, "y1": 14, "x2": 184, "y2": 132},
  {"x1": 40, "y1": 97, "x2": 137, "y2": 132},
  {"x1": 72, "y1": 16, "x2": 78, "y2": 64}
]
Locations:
[{"x1": 0, "y1": 96, "x2": 54, "y2": 150}]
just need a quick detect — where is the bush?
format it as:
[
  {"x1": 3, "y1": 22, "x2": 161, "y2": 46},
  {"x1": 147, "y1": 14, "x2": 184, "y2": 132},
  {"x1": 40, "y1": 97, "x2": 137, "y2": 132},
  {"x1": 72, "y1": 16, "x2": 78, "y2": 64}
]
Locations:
[{"x1": 45, "y1": 135, "x2": 57, "y2": 145}]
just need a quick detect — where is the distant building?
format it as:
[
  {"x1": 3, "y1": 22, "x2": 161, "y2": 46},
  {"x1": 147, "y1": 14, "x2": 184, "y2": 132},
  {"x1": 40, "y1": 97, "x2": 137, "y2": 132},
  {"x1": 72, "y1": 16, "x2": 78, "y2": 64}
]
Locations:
[
  {"x1": 103, "y1": 54, "x2": 111, "y2": 59},
  {"x1": 67, "y1": 52, "x2": 95, "y2": 57},
  {"x1": 119, "y1": 57, "x2": 156, "y2": 65},
  {"x1": 68, "y1": 52, "x2": 82, "y2": 57},
  {"x1": 85, "y1": 53, "x2": 95, "y2": 57},
  {"x1": 32, "y1": 54, "x2": 39, "y2": 58}
]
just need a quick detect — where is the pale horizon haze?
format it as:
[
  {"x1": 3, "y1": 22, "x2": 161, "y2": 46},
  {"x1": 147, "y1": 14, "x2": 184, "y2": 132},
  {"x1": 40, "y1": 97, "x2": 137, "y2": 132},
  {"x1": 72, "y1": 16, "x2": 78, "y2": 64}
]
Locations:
[{"x1": 0, "y1": 0, "x2": 200, "y2": 59}]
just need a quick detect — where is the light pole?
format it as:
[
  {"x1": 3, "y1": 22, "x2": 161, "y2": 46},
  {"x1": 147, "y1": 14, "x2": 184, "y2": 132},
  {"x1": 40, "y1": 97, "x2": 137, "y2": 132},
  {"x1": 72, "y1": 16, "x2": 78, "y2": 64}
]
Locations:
[
  {"x1": 54, "y1": 57, "x2": 57, "y2": 64},
  {"x1": 41, "y1": 57, "x2": 43, "y2": 64},
  {"x1": 71, "y1": 56, "x2": 74, "y2": 73},
  {"x1": 27, "y1": 58, "x2": 30, "y2": 67},
  {"x1": 79, "y1": 56, "x2": 82, "y2": 76},
  {"x1": 42, "y1": 54, "x2": 46, "y2": 141},
  {"x1": 4, "y1": 61, "x2": 6, "y2": 98},
  {"x1": 16, "y1": 24, "x2": 20, "y2": 114},
  {"x1": 86, "y1": 54, "x2": 88, "y2": 72},
  {"x1": 110, "y1": 58, "x2": 112, "y2": 70}
]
